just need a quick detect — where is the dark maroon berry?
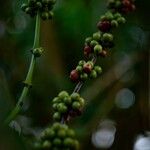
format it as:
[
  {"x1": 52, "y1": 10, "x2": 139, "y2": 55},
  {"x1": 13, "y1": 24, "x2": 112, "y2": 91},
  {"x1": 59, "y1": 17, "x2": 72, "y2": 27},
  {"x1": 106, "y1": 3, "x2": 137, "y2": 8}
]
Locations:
[
  {"x1": 70, "y1": 69, "x2": 79, "y2": 82},
  {"x1": 84, "y1": 45, "x2": 92, "y2": 56},
  {"x1": 83, "y1": 63, "x2": 92, "y2": 73},
  {"x1": 97, "y1": 20, "x2": 112, "y2": 32}
]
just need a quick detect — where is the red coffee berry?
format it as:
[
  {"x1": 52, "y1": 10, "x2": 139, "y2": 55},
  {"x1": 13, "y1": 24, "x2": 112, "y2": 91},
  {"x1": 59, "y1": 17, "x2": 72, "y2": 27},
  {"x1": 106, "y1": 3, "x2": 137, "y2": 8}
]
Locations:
[
  {"x1": 70, "y1": 69, "x2": 79, "y2": 82},
  {"x1": 97, "y1": 20, "x2": 112, "y2": 32},
  {"x1": 83, "y1": 63, "x2": 92, "y2": 73},
  {"x1": 84, "y1": 45, "x2": 92, "y2": 56}
]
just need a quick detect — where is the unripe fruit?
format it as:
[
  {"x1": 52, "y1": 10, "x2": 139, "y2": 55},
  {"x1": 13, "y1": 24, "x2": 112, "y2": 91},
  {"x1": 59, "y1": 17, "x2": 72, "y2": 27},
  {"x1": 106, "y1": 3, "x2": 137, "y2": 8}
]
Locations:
[
  {"x1": 79, "y1": 98, "x2": 85, "y2": 107},
  {"x1": 41, "y1": 12, "x2": 49, "y2": 20},
  {"x1": 36, "y1": 2, "x2": 42, "y2": 9},
  {"x1": 76, "y1": 66, "x2": 82, "y2": 73},
  {"x1": 78, "y1": 60, "x2": 86, "y2": 66},
  {"x1": 72, "y1": 102, "x2": 81, "y2": 110},
  {"x1": 53, "y1": 112, "x2": 61, "y2": 120},
  {"x1": 90, "y1": 70, "x2": 97, "y2": 78},
  {"x1": 117, "y1": 17, "x2": 126, "y2": 24},
  {"x1": 71, "y1": 93, "x2": 80, "y2": 100},
  {"x1": 21, "y1": 3, "x2": 28, "y2": 11},
  {"x1": 80, "y1": 73, "x2": 88, "y2": 81},
  {"x1": 57, "y1": 103, "x2": 67, "y2": 113},
  {"x1": 52, "y1": 97, "x2": 60, "y2": 104},
  {"x1": 97, "y1": 20, "x2": 111, "y2": 32},
  {"x1": 53, "y1": 138, "x2": 62, "y2": 146},
  {"x1": 114, "y1": 13, "x2": 122, "y2": 19},
  {"x1": 90, "y1": 40, "x2": 99, "y2": 47},
  {"x1": 85, "y1": 37, "x2": 92, "y2": 44},
  {"x1": 49, "y1": 11, "x2": 54, "y2": 19},
  {"x1": 53, "y1": 123, "x2": 62, "y2": 130},
  {"x1": 32, "y1": 47, "x2": 44, "y2": 57},
  {"x1": 105, "y1": 12, "x2": 114, "y2": 20},
  {"x1": 58, "y1": 91, "x2": 69, "y2": 99},
  {"x1": 66, "y1": 129, "x2": 75, "y2": 138},
  {"x1": 63, "y1": 97, "x2": 72, "y2": 105},
  {"x1": 94, "y1": 66, "x2": 102, "y2": 74},
  {"x1": 43, "y1": 140, "x2": 51, "y2": 148},
  {"x1": 45, "y1": 129, "x2": 55, "y2": 138},
  {"x1": 111, "y1": 20, "x2": 119, "y2": 27},
  {"x1": 70, "y1": 69, "x2": 79, "y2": 82},
  {"x1": 93, "y1": 32, "x2": 101, "y2": 41},
  {"x1": 94, "y1": 44, "x2": 103, "y2": 54},
  {"x1": 102, "y1": 33, "x2": 113, "y2": 42},
  {"x1": 52, "y1": 103, "x2": 58, "y2": 110},
  {"x1": 63, "y1": 138, "x2": 74, "y2": 147},
  {"x1": 57, "y1": 129, "x2": 66, "y2": 138}
]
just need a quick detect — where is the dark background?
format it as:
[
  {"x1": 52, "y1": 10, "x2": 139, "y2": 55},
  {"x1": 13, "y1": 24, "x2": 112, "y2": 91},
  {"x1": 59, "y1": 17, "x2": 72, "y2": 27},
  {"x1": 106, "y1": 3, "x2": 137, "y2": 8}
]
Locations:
[{"x1": 0, "y1": 0, "x2": 149, "y2": 150}]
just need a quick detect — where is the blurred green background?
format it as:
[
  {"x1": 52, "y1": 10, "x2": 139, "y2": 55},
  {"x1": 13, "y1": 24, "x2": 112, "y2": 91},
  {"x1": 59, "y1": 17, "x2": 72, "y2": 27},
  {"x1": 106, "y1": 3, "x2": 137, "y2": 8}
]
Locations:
[{"x1": 0, "y1": 0, "x2": 149, "y2": 150}]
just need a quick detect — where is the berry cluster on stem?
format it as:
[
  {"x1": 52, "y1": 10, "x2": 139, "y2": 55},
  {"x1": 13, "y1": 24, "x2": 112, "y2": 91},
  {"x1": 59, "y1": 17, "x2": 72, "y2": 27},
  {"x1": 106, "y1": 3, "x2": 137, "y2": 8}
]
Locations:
[{"x1": 4, "y1": 0, "x2": 136, "y2": 149}]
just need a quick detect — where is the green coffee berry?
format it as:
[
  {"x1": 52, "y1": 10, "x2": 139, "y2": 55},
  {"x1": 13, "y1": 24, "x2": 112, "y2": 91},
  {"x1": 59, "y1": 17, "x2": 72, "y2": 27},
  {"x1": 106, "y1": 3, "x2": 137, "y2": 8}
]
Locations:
[
  {"x1": 76, "y1": 66, "x2": 82, "y2": 73},
  {"x1": 32, "y1": 47, "x2": 44, "y2": 57},
  {"x1": 21, "y1": 3, "x2": 28, "y2": 11},
  {"x1": 53, "y1": 138, "x2": 62, "y2": 146},
  {"x1": 66, "y1": 129, "x2": 75, "y2": 138},
  {"x1": 90, "y1": 40, "x2": 99, "y2": 47},
  {"x1": 41, "y1": 12, "x2": 49, "y2": 20},
  {"x1": 90, "y1": 70, "x2": 97, "y2": 78},
  {"x1": 52, "y1": 97, "x2": 60, "y2": 104},
  {"x1": 78, "y1": 60, "x2": 86, "y2": 66},
  {"x1": 93, "y1": 32, "x2": 101, "y2": 41},
  {"x1": 58, "y1": 91, "x2": 69, "y2": 99},
  {"x1": 52, "y1": 103, "x2": 58, "y2": 110},
  {"x1": 53, "y1": 112, "x2": 61, "y2": 120},
  {"x1": 43, "y1": 140, "x2": 51, "y2": 148},
  {"x1": 94, "y1": 66, "x2": 102, "y2": 74},
  {"x1": 72, "y1": 102, "x2": 81, "y2": 110},
  {"x1": 57, "y1": 103, "x2": 68, "y2": 113},
  {"x1": 111, "y1": 20, "x2": 119, "y2": 27},
  {"x1": 94, "y1": 44, "x2": 103, "y2": 54},
  {"x1": 45, "y1": 128, "x2": 55, "y2": 139},
  {"x1": 63, "y1": 138, "x2": 74, "y2": 147},
  {"x1": 71, "y1": 93, "x2": 80, "y2": 100},
  {"x1": 63, "y1": 97, "x2": 72, "y2": 105},
  {"x1": 102, "y1": 33, "x2": 113, "y2": 42},
  {"x1": 85, "y1": 37, "x2": 92, "y2": 44},
  {"x1": 80, "y1": 73, "x2": 88, "y2": 81},
  {"x1": 57, "y1": 129, "x2": 66, "y2": 138},
  {"x1": 52, "y1": 123, "x2": 62, "y2": 130},
  {"x1": 105, "y1": 11, "x2": 114, "y2": 20},
  {"x1": 114, "y1": 12, "x2": 121, "y2": 19},
  {"x1": 78, "y1": 98, "x2": 85, "y2": 107},
  {"x1": 117, "y1": 17, "x2": 126, "y2": 24}
]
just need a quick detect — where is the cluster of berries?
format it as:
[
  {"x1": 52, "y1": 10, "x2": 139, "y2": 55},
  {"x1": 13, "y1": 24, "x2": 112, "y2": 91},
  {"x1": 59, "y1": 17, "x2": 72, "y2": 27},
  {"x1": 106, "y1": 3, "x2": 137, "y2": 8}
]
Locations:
[
  {"x1": 108, "y1": 0, "x2": 136, "y2": 14},
  {"x1": 70, "y1": 60, "x2": 102, "y2": 83},
  {"x1": 97, "y1": 11, "x2": 126, "y2": 33},
  {"x1": 52, "y1": 91, "x2": 85, "y2": 121},
  {"x1": 83, "y1": 31, "x2": 114, "y2": 57},
  {"x1": 34, "y1": 123, "x2": 79, "y2": 150},
  {"x1": 21, "y1": 0, "x2": 56, "y2": 20}
]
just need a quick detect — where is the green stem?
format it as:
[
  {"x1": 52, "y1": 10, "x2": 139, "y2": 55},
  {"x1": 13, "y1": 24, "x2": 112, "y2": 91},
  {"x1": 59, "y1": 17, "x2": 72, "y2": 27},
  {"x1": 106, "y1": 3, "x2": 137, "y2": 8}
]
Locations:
[{"x1": 4, "y1": 13, "x2": 41, "y2": 125}]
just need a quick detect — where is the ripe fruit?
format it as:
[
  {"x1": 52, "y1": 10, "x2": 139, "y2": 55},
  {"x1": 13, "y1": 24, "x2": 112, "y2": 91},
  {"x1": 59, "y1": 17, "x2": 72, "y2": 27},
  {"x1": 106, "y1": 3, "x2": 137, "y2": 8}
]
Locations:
[
  {"x1": 97, "y1": 20, "x2": 112, "y2": 32},
  {"x1": 83, "y1": 63, "x2": 93, "y2": 73},
  {"x1": 70, "y1": 69, "x2": 79, "y2": 82}
]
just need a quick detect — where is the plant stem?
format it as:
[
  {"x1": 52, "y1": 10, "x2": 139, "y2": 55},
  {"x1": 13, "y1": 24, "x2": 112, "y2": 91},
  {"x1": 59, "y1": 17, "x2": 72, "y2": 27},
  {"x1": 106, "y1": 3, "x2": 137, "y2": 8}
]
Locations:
[{"x1": 4, "y1": 13, "x2": 41, "y2": 125}]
